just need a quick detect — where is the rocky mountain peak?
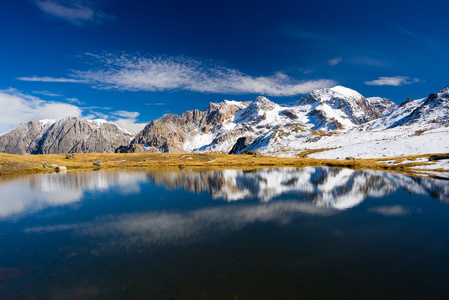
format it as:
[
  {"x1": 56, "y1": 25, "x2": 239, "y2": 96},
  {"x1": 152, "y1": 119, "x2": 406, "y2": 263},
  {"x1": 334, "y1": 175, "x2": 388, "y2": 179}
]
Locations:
[
  {"x1": 0, "y1": 116, "x2": 134, "y2": 155},
  {"x1": 366, "y1": 97, "x2": 398, "y2": 117},
  {"x1": 235, "y1": 96, "x2": 280, "y2": 124},
  {"x1": 297, "y1": 86, "x2": 362, "y2": 106},
  {"x1": 296, "y1": 85, "x2": 388, "y2": 128}
]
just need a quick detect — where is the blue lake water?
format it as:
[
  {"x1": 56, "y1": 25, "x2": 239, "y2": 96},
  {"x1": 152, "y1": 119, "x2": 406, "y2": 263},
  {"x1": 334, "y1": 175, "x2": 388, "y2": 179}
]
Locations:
[{"x1": 0, "y1": 167, "x2": 449, "y2": 299}]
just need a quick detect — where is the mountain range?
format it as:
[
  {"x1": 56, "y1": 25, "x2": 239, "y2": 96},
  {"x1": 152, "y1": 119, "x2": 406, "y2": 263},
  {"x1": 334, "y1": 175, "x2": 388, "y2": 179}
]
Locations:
[{"x1": 1, "y1": 85, "x2": 448, "y2": 158}]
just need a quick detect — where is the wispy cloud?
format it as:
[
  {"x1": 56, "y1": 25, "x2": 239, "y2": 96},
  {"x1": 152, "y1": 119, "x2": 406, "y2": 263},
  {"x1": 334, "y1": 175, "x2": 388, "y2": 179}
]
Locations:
[
  {"x1": 32, "y1": 90, "x2": 63, "y2": 97},
  {"x1": 18, "y1": 76, "x2": 85, "y2": 83},
  {"x1": 56, "y1": 54, "x2": 335, "y2": 96},
  {"x1": 145, "y1": 102, "x2": 166, "y2": 106},
  {"x1": 350, "y1": 57, "x2": 391, "y2": 67},
  {"x1": 33, "y1": 0, "x2": 114, "y2": 26},
  {"x1": 365, "y1": 76, "x2": 420, "y2": 86},
  {"x1": 328, "y1": 57, "x2": 342, "y2": 66},
  {"x1": 18, "y1": 55, "x2": 335, "y2": 96},
  {"x1": 66, "y1": 97, "x2": 83, "y2": 104}
]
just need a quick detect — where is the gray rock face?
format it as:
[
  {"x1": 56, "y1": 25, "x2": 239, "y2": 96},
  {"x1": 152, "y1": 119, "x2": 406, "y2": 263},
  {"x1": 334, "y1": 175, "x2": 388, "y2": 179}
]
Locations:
[
  {"x1": 130, "y1": 100, "x2": 248, "y2": 153},
  {"x1": 0, "y1": 117, "x2": 134, "y2": 154},
  {"x1": 0, "y1": 120, "x2": 52, "y2": 154}
]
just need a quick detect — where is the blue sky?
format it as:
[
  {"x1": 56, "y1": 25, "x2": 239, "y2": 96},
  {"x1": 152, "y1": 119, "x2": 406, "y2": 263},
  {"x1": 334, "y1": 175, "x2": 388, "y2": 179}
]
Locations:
[{"x1": 1, "y1": 0, "x2": 448, "y2": 133}]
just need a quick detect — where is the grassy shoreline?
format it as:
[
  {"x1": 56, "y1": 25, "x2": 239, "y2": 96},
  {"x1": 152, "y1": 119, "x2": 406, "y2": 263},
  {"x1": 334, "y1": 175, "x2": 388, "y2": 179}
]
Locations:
[{"x1": 1, "y1": 152, "x2": 448, "y2": 178}]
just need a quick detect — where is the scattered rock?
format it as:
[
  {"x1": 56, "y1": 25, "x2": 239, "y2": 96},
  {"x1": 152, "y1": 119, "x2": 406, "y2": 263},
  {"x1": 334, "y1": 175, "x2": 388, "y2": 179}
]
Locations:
[
  {"x1": 115, "y1": 144, "x2": 145, "y2": 153},
  {"x1": 65, "y1": 153, "x2": 75, "y2": 159},
  {"x1": 345, "y1": 157, "x2": 356, "y2": 160},
  {"x1": 242, "y1": 150, "x2": 262, "y2": 157},
  {"x1": 93, "y1": 160, "x2": 102, "y2": 166},
  {"x1": 42, "y1": 164, "x2": 51, "y2": 169},
  {"x1": 178, "y1": 164, "x2": 185, "y2": 169}
]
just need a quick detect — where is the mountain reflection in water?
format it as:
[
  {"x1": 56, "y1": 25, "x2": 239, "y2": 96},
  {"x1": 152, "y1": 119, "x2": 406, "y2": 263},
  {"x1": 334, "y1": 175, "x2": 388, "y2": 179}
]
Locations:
[
  {"x1": 1, "y1": 167, "x2": 447, "y2": 222},
  {"x1": 145, "y1": 167, "x2": 449, "y2": 208},
  {"x1": 2, "y1": 167, "x2": 449, "y2": 300}
]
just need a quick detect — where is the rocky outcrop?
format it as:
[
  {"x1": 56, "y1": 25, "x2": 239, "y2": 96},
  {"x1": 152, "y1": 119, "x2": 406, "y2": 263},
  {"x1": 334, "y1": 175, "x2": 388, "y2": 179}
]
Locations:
[
  {"x1": 129, "y1": 100, "x2": 248, "y2": 153},
  {"x1": 0, "y1": 117, "x2": 134, "y2": 154},
  {"x1": 228, "y1": 136, "x2": 254, "y2": 154}
]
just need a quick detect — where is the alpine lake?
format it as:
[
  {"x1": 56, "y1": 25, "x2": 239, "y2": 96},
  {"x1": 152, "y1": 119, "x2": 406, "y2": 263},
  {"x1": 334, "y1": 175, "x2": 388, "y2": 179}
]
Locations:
[{"x1": 1, "y1": 167, "x2": 449, "y2": 300}]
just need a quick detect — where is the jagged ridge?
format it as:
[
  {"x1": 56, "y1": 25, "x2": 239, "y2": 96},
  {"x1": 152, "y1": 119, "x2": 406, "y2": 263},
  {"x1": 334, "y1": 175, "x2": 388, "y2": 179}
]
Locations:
[{"x1": 0, "y1": 117, "x2": 134, "y2": 154}]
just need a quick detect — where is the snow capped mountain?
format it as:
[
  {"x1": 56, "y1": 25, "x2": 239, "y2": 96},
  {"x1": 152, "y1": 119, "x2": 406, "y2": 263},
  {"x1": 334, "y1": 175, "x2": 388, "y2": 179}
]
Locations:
[
  {"x1": 2, "y1": 85, "x2": 448, "y2": 158},
  {"x1": 0, "y1": 117, "x2": 134, "y2": 154},
  {"x1": 127, "y1": 85, "x2": 398, "y2": 154},
  {"x1": 296, "y1": 85, "x2": 393, "y2": 130}
]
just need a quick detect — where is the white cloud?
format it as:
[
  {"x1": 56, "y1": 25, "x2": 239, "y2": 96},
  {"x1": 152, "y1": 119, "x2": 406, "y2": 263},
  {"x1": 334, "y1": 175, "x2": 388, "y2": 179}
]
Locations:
[
  {"x1": 32, "y1": 90, "x2": 63, "y2": 97},
  {"x1": 365, "y1": 76, "x2": 420, "y2": 86},
  {"x1": 112, "y1": 117, "x2": 147, "y2": 134},
  {"x1": 17, "y1": 76, "x2": 85, "y2": 83},
  {"x1": 58, "y1": 54, "x2": 335, "y2": 96},
  {"x1": 0, "y1": 88, "x2": 82, "y2": 134},
  {"x1": 113, "y1": 110, "x2": 140, "y2": 119},
  {"x1": 0, "y1": 89, "x2": 145, "y2": 134},
  {"x1": 110, "y1": 111, "x2": 147, "y2": 133},
  {"x1": 145, "y1": 102, "x2": 166, "y2": 106},
  {"x1": 33, "y1": 0, "x2": 114, "y2": 26},
  {"x1": 66, "y1": 97, "x2": 83, "y2": 104},
  {"x1": 328, "y1": 57, "x2": 342, "y2": 66}
]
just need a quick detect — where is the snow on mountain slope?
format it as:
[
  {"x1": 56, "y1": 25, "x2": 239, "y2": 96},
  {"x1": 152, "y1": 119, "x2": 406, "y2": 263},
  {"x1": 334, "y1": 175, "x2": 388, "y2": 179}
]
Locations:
[
  {"x1": 396, "y1": 86, "x2": 449, "y2": 128},
  {"x1": 361, "y1": 97, "x2": 426, "y2": 130},
  {"x1": 295, "y1": 85, "x2": 393, "y2": 130},
  {"x1": 242, "y1": 86, "x2": 449, "y2": 159},
  {"x1": 130, "y1": 86, "x2": 394, "y2": 154}
]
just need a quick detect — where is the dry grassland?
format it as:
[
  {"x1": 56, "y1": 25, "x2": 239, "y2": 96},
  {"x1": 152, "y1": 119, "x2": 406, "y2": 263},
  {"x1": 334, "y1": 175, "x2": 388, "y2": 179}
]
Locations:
[{"x1": 0, "y1": 151, "x2": 448, "y2": 178}]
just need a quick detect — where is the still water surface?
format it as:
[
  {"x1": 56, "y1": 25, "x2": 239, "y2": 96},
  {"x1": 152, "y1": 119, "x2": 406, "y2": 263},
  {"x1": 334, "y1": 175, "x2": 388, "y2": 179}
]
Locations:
[{"x1": 1, "y1": 167, "x2": 449, "y2": 299}]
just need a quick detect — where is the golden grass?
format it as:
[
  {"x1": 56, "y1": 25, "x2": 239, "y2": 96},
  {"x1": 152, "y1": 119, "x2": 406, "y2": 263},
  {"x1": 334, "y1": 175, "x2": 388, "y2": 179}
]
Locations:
[{"x1": 0, "y1": 151, "x2": 448, "y2": 178}]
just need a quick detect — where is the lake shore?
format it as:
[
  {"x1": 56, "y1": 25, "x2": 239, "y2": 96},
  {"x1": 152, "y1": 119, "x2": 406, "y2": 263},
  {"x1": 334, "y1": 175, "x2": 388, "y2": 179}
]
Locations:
[{"x1": 0, "y1": 152, "x2": 448, "y2": 179}]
